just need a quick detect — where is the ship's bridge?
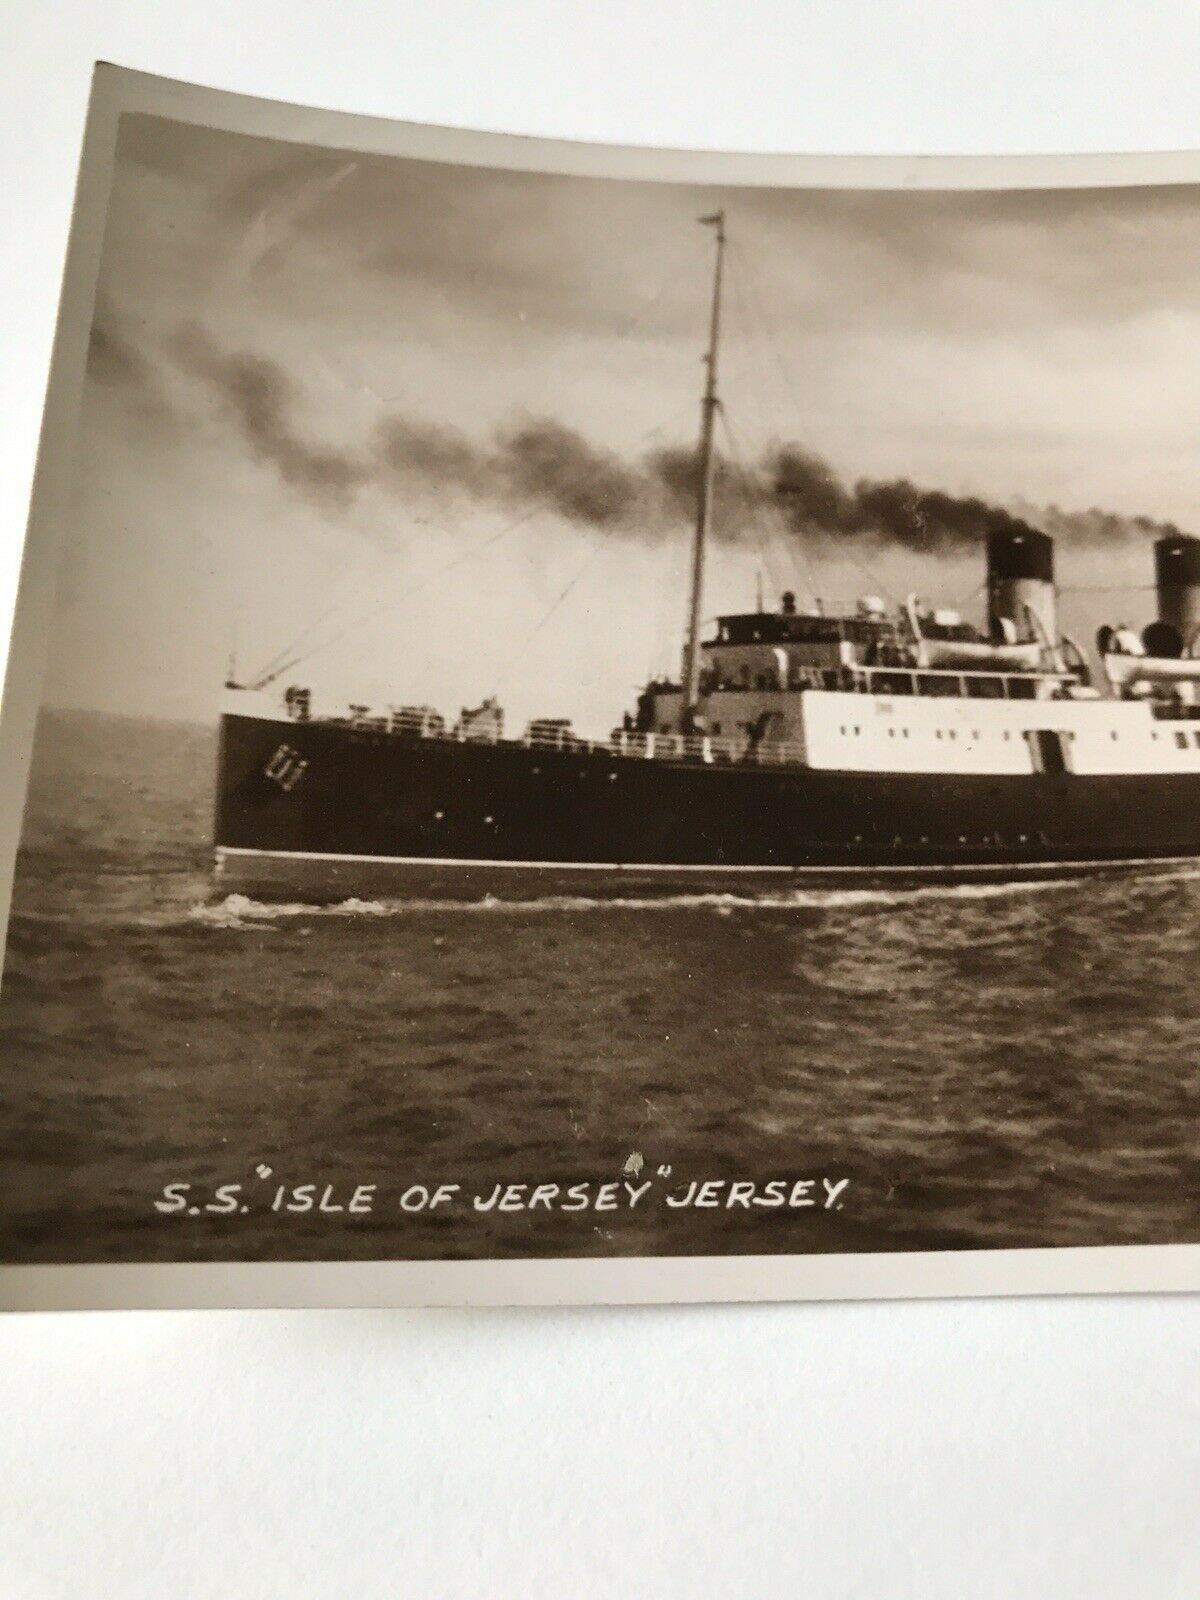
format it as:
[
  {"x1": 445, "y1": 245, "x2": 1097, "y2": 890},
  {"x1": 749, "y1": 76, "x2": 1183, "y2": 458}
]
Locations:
[
  {"x1": 634, "y1": 585, "x2": 1066, "y2": 749},
  {"x1": 709, "y1": 604, "x2": 896, "y2": 649},
  {"x1": 699, "y1": 592, "x2": 910, "y2": 695}
]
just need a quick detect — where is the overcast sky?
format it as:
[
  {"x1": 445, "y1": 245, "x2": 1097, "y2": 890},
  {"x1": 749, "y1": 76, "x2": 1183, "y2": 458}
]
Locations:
[{"x1": 44, "y1": 110, "x2": 1200, "y2": 728}]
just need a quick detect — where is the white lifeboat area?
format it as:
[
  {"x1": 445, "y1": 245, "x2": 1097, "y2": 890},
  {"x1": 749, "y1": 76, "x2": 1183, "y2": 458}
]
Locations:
[{"x1": 635, "y1": 525, "x2": 1200, "y2": 779}]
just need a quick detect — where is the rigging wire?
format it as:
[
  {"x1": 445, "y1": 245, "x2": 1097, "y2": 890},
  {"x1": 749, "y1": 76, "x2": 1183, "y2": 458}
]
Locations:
[
  {"x1": 729, "y1": 240, "x2": 915, "y2": 608},
  {"x1": 246, "y1": 241, "x2": 709, "y2": 686},
  {"x1": 722, "y1": 250, "x2": 820, "y2": 604},
  {"x1": 248, "y1": 535, "x2": 407, "y2": 685},
  {"x1": 256, "y1": 397, "x2": 705, "y2": 688},
  {"x1": 713, "y1": 404, "x2": 788, "y2": 603},
  {"x1": 253, "y1": 503, "x2": 549, "y2": 686},
  {"x1": 728, "y1": 233, "x2": 820, "y2": 447},
  {"x1": 489, "y1": 542, "x2": 607, "y2": 695},
  {"x1": 725, "y1": 239, "x2": 898, "y2": 607},
  {"x1": 245, "y1": 491, "x2": 461, "y2": 683}
]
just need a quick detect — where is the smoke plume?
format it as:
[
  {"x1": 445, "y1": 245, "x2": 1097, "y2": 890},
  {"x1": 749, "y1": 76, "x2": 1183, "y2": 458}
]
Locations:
[
  {"x1": 175, "y1": 324, "x2": 367, "y2": 509},
  {"x1": 171, "y1": 325, "x2": 1189, "y2": 554},
  {"x1": 88, "y1": 311, "x2": 179, "y2": 432}
]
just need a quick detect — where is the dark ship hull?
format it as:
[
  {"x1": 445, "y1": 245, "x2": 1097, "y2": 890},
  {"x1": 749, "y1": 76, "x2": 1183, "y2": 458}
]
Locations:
[{"x1": 214, "y1": 711, "x2": 1200, "y2": 902}]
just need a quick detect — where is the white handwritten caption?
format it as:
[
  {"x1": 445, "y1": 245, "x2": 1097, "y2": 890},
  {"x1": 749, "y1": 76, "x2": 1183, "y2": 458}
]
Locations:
[{"x1": 153, "y1": 1165, "x2": 850, "y2": 1218}]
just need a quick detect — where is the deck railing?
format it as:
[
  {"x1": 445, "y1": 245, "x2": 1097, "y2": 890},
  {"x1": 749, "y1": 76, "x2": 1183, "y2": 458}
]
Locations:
[
  {"x1": 294, "y1": 663, "x2": 1092, "y2": 771},
  {"x1": 339, "y1": 707, "x2": 810, "y2": 768}
]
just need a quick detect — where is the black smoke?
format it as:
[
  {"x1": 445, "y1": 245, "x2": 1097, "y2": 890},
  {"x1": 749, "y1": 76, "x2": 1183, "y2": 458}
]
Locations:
[
  {"x1": 498, "y1": 419, "x2": 642, "y2": 527},
  {"x1": 170, "y1": 325, "x2": 1188, "y2": 554},
  {"x1": 174, "y1": 324, "x2": 367, "y2": 509},
  {"x1": 87, "y1": 310, "x2": 179, "y2": 432},
  {"x1": 851, "y1": 480, "x2": 1046, "y2": 554},
  {"x1": 375, "y1": 416, "x2": 493, "y2": 497}
]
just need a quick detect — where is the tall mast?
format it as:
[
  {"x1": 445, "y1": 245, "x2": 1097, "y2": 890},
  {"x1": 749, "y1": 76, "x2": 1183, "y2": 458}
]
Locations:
[{"x1": 680, "y1": 210, "x2": 726, "y2": 731}]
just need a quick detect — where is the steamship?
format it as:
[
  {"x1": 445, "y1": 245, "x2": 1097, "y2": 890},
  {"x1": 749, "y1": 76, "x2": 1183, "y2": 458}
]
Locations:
[{"x1": 214, "y1": 215, "x2": 1200, "y2": 901}]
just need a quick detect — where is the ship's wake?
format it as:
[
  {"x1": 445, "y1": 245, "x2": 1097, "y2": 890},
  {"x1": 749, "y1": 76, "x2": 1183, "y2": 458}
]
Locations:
[{"x1": 184, "y1": 867, "x2": 1200, "y2": 927}]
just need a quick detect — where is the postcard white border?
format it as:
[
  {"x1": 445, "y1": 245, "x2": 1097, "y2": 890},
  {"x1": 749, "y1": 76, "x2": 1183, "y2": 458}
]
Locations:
[
  {"x1": 5, "y1": 1246, "x2": 1200, "y2": 1312},
  {"x1": 4, "y1": 63, "x2": 1200, "y2": 1312}
]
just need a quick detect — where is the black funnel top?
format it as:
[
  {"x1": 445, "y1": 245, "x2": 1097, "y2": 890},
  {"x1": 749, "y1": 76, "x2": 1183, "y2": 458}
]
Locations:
[
  {"x1": 986, "y1": 527, "x2": 1054, "y2": 583},
  {"x1": 1154, "y1": 534, "x2": 1200, "y2": 587}
]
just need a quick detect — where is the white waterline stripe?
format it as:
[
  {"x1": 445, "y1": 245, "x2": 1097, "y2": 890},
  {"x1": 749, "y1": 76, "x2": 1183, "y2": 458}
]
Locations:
[
  {"x1": 213, "y1": 846, "x2": 1200, "y2": 877},
  {"x1": 215, "y1": 847, "x2": 795, "y2": 874}
]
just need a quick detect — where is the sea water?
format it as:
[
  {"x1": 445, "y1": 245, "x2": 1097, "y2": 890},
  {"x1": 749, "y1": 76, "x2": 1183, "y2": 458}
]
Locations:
[{"x1": 2, "y1": 708, "x2": 1199, "y2": 1263}]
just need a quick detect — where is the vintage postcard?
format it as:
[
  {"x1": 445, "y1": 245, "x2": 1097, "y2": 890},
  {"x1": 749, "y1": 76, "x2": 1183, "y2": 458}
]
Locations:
[{"x1": 3, "y1": 64, "x2": 1200, "y2": 1309}]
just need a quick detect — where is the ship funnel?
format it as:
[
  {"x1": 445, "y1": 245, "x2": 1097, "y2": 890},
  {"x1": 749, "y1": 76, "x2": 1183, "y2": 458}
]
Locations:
[
  {"x1": 986, "y1": 528, "x2": 1056, "y2": 647},
  {"x1": 1154, "y1": 534, "x2": 1200, "y2": 657}
]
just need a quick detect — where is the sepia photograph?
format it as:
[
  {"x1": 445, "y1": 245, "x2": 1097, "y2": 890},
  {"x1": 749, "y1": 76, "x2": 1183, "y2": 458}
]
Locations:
[{"x1": 3, "y1": 66, "x2": 1200, "y2": 1306}]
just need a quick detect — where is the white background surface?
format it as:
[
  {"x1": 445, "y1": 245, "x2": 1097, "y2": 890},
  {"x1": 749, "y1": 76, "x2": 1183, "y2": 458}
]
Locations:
[{"x1": 3, "y1": 4, "x2": 1200, "y2": 1595}]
